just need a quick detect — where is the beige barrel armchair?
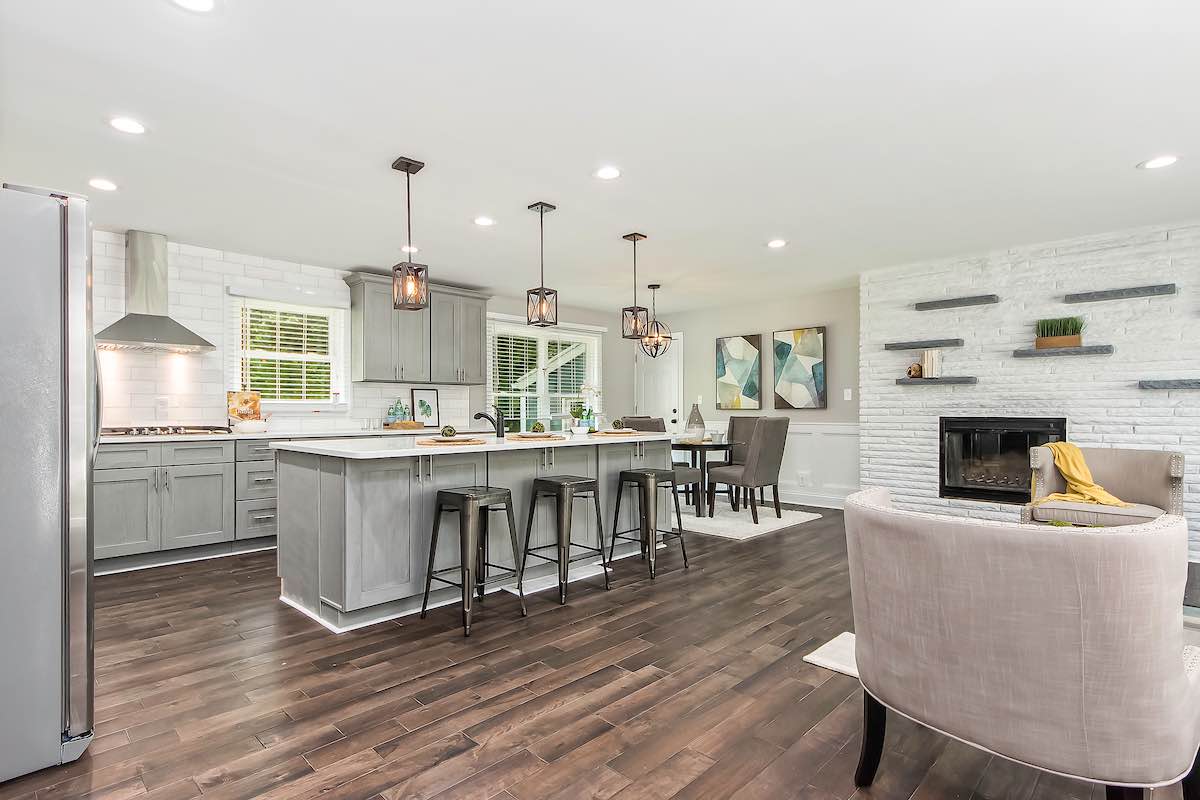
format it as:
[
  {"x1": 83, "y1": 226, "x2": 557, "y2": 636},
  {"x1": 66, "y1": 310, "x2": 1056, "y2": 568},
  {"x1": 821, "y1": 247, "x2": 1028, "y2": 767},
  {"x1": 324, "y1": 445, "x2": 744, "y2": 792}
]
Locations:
[
  {"x1": 844, "y1": 487, "x2": 1199, "y2": 798},
  {"x1": 1022, "y1": 445, "x2": 1184, "y2": 527}
]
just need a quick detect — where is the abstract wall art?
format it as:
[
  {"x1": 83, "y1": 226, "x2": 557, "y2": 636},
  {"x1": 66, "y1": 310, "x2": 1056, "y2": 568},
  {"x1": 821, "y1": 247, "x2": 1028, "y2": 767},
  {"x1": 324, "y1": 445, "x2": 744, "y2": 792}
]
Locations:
[
  {"x1": 715, "y1": 334, "x2": 762, "y2": 409},
  {"x1": 773, "y1": 326, "x2": 827, "y2": 409}
]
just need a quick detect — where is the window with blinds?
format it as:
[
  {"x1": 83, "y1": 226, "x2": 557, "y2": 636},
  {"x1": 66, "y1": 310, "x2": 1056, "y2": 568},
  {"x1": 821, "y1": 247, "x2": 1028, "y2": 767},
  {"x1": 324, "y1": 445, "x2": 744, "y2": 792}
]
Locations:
[
  {"x1": 487, "y1": 318, "x2": 602, "y2": 432},
  {"x1": 230, "y1": 298, "x2": 345, "y2": 403}
]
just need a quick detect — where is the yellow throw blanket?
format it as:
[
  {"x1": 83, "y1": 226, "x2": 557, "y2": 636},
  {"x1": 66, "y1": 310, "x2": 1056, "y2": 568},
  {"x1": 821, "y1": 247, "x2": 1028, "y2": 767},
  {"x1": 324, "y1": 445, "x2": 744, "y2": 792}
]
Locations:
[{"x1": 1032, "y1": 441, "x2": 1131, "y2": 507}]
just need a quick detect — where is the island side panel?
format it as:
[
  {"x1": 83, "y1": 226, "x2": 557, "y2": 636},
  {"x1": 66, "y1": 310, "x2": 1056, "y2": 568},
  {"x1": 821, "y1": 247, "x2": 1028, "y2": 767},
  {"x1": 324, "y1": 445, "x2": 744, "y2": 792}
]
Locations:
[
  {"x1": 342, "y1": 456, "x2": 422, "y2": 612},
  {"x1": 277, "y1": 450, "x2": 322, "y2": 612},
  {"x1": 317, "y1": 456, "x2": 346, "y2": 611}
]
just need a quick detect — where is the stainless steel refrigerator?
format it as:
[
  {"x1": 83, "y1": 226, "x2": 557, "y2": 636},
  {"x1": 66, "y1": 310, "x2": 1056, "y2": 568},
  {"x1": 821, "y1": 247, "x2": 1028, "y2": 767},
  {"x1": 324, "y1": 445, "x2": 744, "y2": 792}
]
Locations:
[{"x1": 0, "y1": 183, "x2": 95, "y2": 781}]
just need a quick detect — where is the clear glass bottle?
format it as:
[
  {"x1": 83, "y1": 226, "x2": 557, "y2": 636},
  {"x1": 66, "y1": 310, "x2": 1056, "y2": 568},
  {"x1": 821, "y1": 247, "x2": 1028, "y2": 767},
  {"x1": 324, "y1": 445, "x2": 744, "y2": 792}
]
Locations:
[{"x1": 685, "y1": 400, "x2": 706, "y2": 440}]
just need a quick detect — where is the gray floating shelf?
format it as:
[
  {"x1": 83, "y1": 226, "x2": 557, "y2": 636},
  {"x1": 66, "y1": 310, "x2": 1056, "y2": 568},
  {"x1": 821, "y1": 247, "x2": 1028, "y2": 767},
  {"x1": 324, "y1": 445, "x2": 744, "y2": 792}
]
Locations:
[
  {"x1": 896, "y1": 377, "x2": 978, "y2": 385},
  {"x1": 914, "y1": 294, "x2": 999, "y2": 311},
  {"x1": 883, "y1": 338, "x2": 965, "y2": 351},
  {"x1": 1065, "y1": 284, "x2": 1176, "y2": 304},
  {"x1": 1012, "y1": 345, "x2": 1114, "y2": 358},
  {"x1": 1139, "y1": 379, "x2": 1200, "y2": 390}
]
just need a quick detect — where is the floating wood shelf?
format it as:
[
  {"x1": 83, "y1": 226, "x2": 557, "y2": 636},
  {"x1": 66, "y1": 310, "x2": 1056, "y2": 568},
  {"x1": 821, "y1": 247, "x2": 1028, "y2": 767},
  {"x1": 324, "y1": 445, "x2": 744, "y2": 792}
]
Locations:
[
  {"x1": 1012, "y1": 345, "x2": 1114, "y2": 358},
  {"x1": 1139, "y1": 379, "x2": 1200, "y2": 390},
  {"x1": 883, "y1": 338, "x2": 965, "y2": 351},
  {"x1": 914, "y1": 294, "x2": 999, "y2": 311},
  {"x1": 1065, "y1": 284, "x2": 1176, "y2": 304},
  {"x1": 896, "y1": 377, "x2": 978, "y2": 385}
]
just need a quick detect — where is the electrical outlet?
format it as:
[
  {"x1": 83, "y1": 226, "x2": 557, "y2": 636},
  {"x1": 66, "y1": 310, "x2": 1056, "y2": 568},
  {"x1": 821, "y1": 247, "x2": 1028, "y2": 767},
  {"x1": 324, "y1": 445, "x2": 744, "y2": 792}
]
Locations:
[
  {"x1": 843, "y1": 388, "x2": 853, "y2": 401},
  {"x1": 155, "y1": 396, "x2": 169, "y2": 419}
]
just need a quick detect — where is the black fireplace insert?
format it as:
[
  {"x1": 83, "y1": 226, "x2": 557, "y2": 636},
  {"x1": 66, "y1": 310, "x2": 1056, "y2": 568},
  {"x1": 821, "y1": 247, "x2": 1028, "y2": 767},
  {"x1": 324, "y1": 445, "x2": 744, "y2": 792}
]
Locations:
[{"x1": 940, "y1": 417, "x2": 1067, "y2": 503}]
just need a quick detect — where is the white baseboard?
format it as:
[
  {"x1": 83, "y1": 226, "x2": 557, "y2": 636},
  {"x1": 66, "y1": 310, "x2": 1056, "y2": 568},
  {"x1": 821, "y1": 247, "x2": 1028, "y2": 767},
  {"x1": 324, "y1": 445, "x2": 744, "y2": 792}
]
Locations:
[{"x1": 779, "y1": 490, "x2": 850, "y2": 510}]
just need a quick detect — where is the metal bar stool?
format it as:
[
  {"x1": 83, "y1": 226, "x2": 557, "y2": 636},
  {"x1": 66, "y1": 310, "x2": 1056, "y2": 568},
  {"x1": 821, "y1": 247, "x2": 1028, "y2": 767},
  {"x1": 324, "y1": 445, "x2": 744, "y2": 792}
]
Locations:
[
  {"x1": 420, "y1": 486, "x2": 526, "y2": 637},
  {"x1": 519, "y1": 475, "x2": 610, "y2": 605},
  {"x1": 608, "y1": 467, "x2": 695, "y2": 579}
]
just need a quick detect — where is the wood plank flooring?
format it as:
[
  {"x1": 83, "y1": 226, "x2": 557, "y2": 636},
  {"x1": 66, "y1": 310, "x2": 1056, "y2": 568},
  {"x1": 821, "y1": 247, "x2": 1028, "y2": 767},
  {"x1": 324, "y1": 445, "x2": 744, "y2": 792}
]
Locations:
[{"x1": 0, "y1": 508, "x2": 1173, "y2": 800}]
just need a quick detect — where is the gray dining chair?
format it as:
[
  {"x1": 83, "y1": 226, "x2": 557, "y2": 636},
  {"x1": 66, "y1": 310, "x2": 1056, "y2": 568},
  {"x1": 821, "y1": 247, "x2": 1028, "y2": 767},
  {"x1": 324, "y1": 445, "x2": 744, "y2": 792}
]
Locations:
[
  {"x1": 707, "y1": 416, "x2": 789, "y2": 523},
  {"x1": 705, "y1": 416, "x2": 760, "y2": 509}
]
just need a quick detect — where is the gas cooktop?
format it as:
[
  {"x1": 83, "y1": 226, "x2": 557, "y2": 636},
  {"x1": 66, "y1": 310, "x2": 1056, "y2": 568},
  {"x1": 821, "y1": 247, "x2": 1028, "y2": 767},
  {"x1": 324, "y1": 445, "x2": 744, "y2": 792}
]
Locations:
[{"x1": 101, "y1": 425, "x2": 232, "y2": 437}]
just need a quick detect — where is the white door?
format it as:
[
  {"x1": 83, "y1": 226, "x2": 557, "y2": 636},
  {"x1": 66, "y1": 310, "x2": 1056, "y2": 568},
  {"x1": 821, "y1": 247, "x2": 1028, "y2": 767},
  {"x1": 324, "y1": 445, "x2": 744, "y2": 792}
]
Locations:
[{"x1": 636, "y1": 331, "x2": 684, "y2": 431}]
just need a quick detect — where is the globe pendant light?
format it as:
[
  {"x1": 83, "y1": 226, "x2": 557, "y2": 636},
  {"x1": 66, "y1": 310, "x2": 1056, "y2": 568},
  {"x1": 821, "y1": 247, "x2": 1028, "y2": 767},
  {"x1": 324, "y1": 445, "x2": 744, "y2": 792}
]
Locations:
[
  {"x1": 391, "y1": 155, "x2": 430, "y2": 310},
  {"x1": 526, "y1": 201, "x2": 558, "y2": 327},
  {"x1": 620, "y1": 232, "x2": 649, "y2": 339},
  {"x1": 639, "y1": 283, "x2": 672, "y2": 358}
]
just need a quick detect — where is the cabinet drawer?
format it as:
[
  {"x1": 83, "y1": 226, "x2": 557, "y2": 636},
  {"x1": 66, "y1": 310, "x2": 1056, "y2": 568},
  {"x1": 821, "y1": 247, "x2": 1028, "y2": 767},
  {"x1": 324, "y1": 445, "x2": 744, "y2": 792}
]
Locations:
[
  {"x1": 95, "y1": 443, "x2": 161, "y2": 470},
  {"x1": 236, "y1": 498, "x2": 277, "y2": 540},
  {"x1": 236, "y1": 460, "x2": 277, "y2": 500},
  {"x1": 162, "y1": 440, "x2": 235, "y2": 466},
  {"x1": 237, "y1": 439, "x2": 286, "y2": 461}
]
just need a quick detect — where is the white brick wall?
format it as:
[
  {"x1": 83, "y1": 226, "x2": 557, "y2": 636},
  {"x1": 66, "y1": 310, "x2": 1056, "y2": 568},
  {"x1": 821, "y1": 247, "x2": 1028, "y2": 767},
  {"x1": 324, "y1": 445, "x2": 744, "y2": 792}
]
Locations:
[
  {"x1": 92, "y1": 230, "x2": 470, "y2": 431},
  {"x1": 859, "y1": 221, "x2": 1200, "y2": 558}
]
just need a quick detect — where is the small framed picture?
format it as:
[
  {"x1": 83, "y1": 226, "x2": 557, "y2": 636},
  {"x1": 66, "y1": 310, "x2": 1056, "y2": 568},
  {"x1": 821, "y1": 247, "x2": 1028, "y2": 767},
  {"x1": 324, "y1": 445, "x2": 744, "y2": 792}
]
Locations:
[{"x1": 411, "y1": 388, "x2": 441, "y2": 428}]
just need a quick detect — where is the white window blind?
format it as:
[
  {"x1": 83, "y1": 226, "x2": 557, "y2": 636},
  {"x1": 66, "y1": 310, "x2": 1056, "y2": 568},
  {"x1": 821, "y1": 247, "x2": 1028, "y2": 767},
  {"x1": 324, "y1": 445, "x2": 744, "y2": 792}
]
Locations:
[
  {"x1": 227, "y1": 297, "x2": 346, "y2": 404},
  {"x1": 487, "y1": 318, "x2": 603, "y2": 432}
]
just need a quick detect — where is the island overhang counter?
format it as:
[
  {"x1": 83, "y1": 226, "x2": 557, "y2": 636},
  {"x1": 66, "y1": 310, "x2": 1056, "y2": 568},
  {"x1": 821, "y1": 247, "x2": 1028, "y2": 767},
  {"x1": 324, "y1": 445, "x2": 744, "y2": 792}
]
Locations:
[{"x1": 271, "y1": 433, "x2": 674, "y2": 632}]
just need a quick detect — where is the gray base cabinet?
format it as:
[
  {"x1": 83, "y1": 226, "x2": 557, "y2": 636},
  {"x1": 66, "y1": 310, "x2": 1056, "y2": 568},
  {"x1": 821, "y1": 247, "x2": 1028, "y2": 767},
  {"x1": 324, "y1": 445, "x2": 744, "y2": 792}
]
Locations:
[
  {"x1": 93, "y1": 467, "x2": 161, "y2": 559},
  {"x1": 161, "y1": 463, "x2": 235, "y2": 551},
  {"x1": 597, "y1": 441, "x2": 672, "y2": 548}
]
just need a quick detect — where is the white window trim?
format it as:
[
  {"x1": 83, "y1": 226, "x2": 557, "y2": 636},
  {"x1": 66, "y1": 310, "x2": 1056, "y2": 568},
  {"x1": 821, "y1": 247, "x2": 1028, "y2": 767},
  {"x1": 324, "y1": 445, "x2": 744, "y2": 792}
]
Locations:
[
  {"x1": 225, "y1": 291, "x2": 350, "y2": 415},
  {"x1": 487, "y1": 314, "x2": 604, "y2": 432}
]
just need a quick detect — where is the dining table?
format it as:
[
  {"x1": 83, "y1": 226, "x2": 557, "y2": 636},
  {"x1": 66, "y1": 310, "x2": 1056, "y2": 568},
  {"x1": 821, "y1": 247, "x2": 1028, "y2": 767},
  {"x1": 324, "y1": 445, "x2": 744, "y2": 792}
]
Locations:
[{"x1": 671, "y1": 436, "x2": 735, "y2": 516}]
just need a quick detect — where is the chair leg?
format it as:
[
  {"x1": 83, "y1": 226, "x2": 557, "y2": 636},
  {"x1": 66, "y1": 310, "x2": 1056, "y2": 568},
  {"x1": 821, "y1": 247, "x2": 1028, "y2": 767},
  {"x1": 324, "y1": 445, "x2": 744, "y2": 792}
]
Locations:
[
  {"x1": 759, "y1": 487, "x2": 765, "y2": 506},
  {"x1": 854, "y1": 693, "x2": 887, "y2": 787},
  {"x1": 748, "y1": 486, "x2": 759, "y2": 524},
  {"x1": 520, "y1": 489, "x2": 537, "y2": 587},
  {"x1": 459, "y1": 503, "x2": 479, "y2": 637},
  {"x1": 503, "y1": 498, "x2": 526, "y2": 617},
  {"x1": 671, "y1": 482, "x2": 689, "y2": 569},
  {"x1": 732, "y1": 486, "x2": 740, "y2": 511},
  {"x1": 420, "y1": 505, "x2": 444, "y2": 619},
  {"x1": 556, "y1": 490, "x2": 573, "y2": 605},
  {"x1": 772, "y1": 484, "x2": 782, "y2": 518},
  {"x1": 592, "y1": 491, "x2": 610, "y2": 590},
  {"x1": 693, "y1": 481, "x2": 702, "y2": 517},
  {"x1": 476, "y1": 512, "x2": 488, "y2": 600},
  {"x1": 707, "y1": 481, "x2": 717, "y2": 518},
  {"x1": 609, "y1": 479, "x2": 623, "y2": 564},
  {"x1": 642, "y1": 480, "x2": 657, "y2": 579}
]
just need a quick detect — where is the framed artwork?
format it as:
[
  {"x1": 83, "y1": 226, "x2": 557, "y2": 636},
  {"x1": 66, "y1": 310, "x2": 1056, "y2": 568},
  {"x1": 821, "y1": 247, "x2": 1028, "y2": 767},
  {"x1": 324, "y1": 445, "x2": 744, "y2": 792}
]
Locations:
[
  {"x1": 411, "y1": 388, "x2": 441, "y2": 427},
  {"x1": 715, "y1": 334, "x2": 762, "y2": 409},
  {"x1": 773, "y1": 326, "x2": 827, "y2": 409}
]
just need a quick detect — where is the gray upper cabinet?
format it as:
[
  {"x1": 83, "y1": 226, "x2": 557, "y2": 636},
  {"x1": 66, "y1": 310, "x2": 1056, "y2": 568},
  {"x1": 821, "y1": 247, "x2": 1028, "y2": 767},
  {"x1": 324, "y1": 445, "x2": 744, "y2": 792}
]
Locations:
[
  {"x1": 429, "y1": 289, "x2": 488, "y2": 385},
  {"x1": 161, "y1": 463, "x2": 235, "y2": 551},
  {"x1": 93, "y1": 467, "x2": 161, "y2": 559},
  {"x1": 347, "y1": 273, "x2": 482, "y2": 384}
]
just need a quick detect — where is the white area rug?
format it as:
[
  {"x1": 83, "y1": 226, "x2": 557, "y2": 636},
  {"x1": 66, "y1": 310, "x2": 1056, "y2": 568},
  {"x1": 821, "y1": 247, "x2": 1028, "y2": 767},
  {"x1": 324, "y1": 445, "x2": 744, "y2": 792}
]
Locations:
[
  {"x1": 804, "y1": 631, "x2": 858, "y2": 678},
  {"x1": 681, "y1": 506, "x2": 822, "y2": 540}
]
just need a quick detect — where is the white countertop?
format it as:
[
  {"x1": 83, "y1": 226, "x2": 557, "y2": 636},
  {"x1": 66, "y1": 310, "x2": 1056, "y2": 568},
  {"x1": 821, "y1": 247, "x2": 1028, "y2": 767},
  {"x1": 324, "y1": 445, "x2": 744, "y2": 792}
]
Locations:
[
  {"x1": 98, "y1": 426, "x2": 497, "y2": 445},
  {"x1": 271, "y1": 432, "x2": 674, "y2": 459}
]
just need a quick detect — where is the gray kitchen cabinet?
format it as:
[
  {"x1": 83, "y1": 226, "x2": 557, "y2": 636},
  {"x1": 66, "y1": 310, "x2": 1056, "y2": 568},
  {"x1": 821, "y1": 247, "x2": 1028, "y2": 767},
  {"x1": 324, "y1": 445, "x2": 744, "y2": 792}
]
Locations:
[
  {"x1": 417, "y1": 452, "x2": 490, "y2": 575},
  {"x1": 93, "y1": 467, "x2": 161, "y2": 559},
  {"x1": 429, "y1": 288, "x2": 488, "y2": 385},
  {"x1": 94, "y1": 443, "x2": 160, "y2": 470},
  {"x1": 235, "y1": 498, "x2": 277, "y2": 540},
  {"x1": 160, "y1": 463, "x2": 235, "y2": 551},
  {"x1": 597, "y1": 441, "x2": 671, "y2": 552},
  {"x1": 346, "y1": 273, "x2": 432, "y2": 383},
  {"x1": 162, "y1": 440, "x2": 235, "y2": 466},
  {"x1": 486, "y1": 448, "x2": 543, "y2": 569},
  {"x1": 235, "y1": 459, "x2": 277, "y2": 501},
  {"x1": 236, "y1": 438, "x2": 286, "y2": 461}
]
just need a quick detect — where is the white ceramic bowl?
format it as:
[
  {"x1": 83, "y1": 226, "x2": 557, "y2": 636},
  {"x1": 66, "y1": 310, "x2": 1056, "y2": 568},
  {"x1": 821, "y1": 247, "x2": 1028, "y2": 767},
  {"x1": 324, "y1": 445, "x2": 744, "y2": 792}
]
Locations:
[
  {"x1": 572, "y1": 425, "x2": 591, "y2": 436},
  {"x1": 232, "y1": 419, "x2": 269, "y2": 433}
]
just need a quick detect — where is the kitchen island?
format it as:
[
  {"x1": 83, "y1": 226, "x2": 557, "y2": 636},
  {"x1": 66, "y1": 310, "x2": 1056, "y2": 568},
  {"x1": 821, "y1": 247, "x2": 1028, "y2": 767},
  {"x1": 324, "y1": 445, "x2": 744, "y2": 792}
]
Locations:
[{"x1": 271, "y1": 433, "x2": 674, "y2": 632}]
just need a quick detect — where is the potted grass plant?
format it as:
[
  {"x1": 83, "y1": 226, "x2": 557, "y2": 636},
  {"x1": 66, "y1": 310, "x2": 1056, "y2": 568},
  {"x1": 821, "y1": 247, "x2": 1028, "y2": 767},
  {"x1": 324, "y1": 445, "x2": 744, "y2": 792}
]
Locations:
[{"x1": 1035, "y1": 316, "x2": 1085, "y2": 349}]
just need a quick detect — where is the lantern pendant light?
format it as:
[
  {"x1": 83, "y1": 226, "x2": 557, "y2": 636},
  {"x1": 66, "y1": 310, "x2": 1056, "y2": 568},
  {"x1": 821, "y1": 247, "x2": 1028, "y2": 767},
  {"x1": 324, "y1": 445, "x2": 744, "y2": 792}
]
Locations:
[
  {"x1": 526, "y1": 201, "x2": 558, "y2": 327},
  {"x1": 620, "y1": 232, "x2": 649, "y2": 339},
  {"x1": 391, "y1": 155, "x2": 430, "y2": 310},
  {"x1": 639, "y1": 283, "x2": 672, "y2": 358}
]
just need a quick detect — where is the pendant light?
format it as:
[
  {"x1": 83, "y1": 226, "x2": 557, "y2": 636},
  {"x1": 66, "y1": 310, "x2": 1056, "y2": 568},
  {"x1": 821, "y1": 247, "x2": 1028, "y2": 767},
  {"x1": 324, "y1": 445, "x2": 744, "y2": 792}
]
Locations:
[
  {"x1": 391, "y1": 155, "x2": 429, "y2": 310},
  {"x1": 639, "y1": 283, "x2": 672, "y2": 358},
  {"x1": 620, "y1": 232, "x2": 649, "y2": 339},
  {"x1": 526, "y1": 201, "x2": 558, "y2": 327}
]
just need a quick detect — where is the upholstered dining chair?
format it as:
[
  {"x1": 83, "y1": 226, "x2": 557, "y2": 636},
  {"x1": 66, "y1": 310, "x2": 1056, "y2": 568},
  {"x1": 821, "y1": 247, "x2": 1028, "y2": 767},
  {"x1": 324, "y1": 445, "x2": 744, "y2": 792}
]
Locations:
[
  {"x1": 705, "y1": 416, "x2": 760, "y2": 508},
  {"x1": 706, "y1": 416, "x2": 789, "y2": 523},
  {"x1": 1023, "y1": 445, "x2": 1184, "y2": 527},
  {"x1": 844, "y1": 487, "x2": 1199, "y2": 799}
]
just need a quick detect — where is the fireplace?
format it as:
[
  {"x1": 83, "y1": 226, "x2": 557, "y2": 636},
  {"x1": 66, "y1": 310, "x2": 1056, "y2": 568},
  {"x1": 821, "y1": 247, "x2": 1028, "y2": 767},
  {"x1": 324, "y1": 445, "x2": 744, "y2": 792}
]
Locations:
[{"x1": 940, "y1": 417, "x2": 1066, "y2": 503}]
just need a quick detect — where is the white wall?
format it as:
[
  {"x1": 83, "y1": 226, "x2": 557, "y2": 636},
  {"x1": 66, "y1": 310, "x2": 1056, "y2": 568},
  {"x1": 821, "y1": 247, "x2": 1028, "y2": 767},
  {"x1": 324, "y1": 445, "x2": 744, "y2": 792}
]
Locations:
[
  {"x1": 92, "y1": 229, "x2": 473, "y2": 430},
  {"x1": 859, "y1": 221, "x2": 1200, "y2": 557}
]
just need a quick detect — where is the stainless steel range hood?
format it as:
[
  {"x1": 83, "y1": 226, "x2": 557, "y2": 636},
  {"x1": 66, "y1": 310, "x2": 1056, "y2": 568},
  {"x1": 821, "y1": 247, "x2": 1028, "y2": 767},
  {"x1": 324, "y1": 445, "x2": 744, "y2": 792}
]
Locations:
[{"x1": 95, "y1": 231, "x2": 215, "y2": 353}]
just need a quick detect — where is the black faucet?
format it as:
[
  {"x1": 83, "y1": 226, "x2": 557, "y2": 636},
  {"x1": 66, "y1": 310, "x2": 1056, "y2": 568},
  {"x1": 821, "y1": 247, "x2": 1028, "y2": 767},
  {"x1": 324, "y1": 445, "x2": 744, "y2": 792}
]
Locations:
[{"x1": 473, "y1": 405, "x2": 506, "y2": 439}]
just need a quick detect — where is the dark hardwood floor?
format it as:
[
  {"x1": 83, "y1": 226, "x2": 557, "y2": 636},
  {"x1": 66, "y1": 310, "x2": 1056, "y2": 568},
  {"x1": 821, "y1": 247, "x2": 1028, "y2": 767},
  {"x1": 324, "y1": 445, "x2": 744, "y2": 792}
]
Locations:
[{"x1": 0, "y1": 508, "x2": 1166, "y2": 800}]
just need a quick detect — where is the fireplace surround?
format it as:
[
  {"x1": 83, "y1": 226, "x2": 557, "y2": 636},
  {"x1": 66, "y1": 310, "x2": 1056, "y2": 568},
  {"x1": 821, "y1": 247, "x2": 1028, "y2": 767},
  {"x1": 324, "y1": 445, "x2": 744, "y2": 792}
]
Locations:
[{"x1": 940, "y1": 417, "x2": 1067, "y2": 503}]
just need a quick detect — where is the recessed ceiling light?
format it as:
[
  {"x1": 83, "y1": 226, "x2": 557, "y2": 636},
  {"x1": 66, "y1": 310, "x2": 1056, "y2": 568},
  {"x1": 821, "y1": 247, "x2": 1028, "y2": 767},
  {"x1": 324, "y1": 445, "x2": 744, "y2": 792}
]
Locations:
[
  {"x1": 88, "y1": 178, "x2": 117, "y2": 192},
  {"x1": 171, "y1": 0, "x2": 215, "y2": 11},
  {"x1": 474, "y1": 216, "x2": 496, "y2": 227},
  {"x1": 109, "y1": 116, "x2": 146, "y2": 135},
  {"x1": 594, "y1": 165, "x2": 621, "y2": 180},
  {"x1": 1136, "y1": 155, "x2": 1179, "y2": 170},
  {"x1": 766, "y1": 239, "x2": 787, "y2": 249},
  {"x1": 401, "y1": 245, "x2": 419, "y2": 254}
]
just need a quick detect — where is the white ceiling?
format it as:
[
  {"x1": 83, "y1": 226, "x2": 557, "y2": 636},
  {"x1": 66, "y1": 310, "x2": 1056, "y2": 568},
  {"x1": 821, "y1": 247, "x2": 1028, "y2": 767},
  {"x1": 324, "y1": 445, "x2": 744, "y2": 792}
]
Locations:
[{"x1": 2, "y1": 1, "x2": 1197, "y2": 313}]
